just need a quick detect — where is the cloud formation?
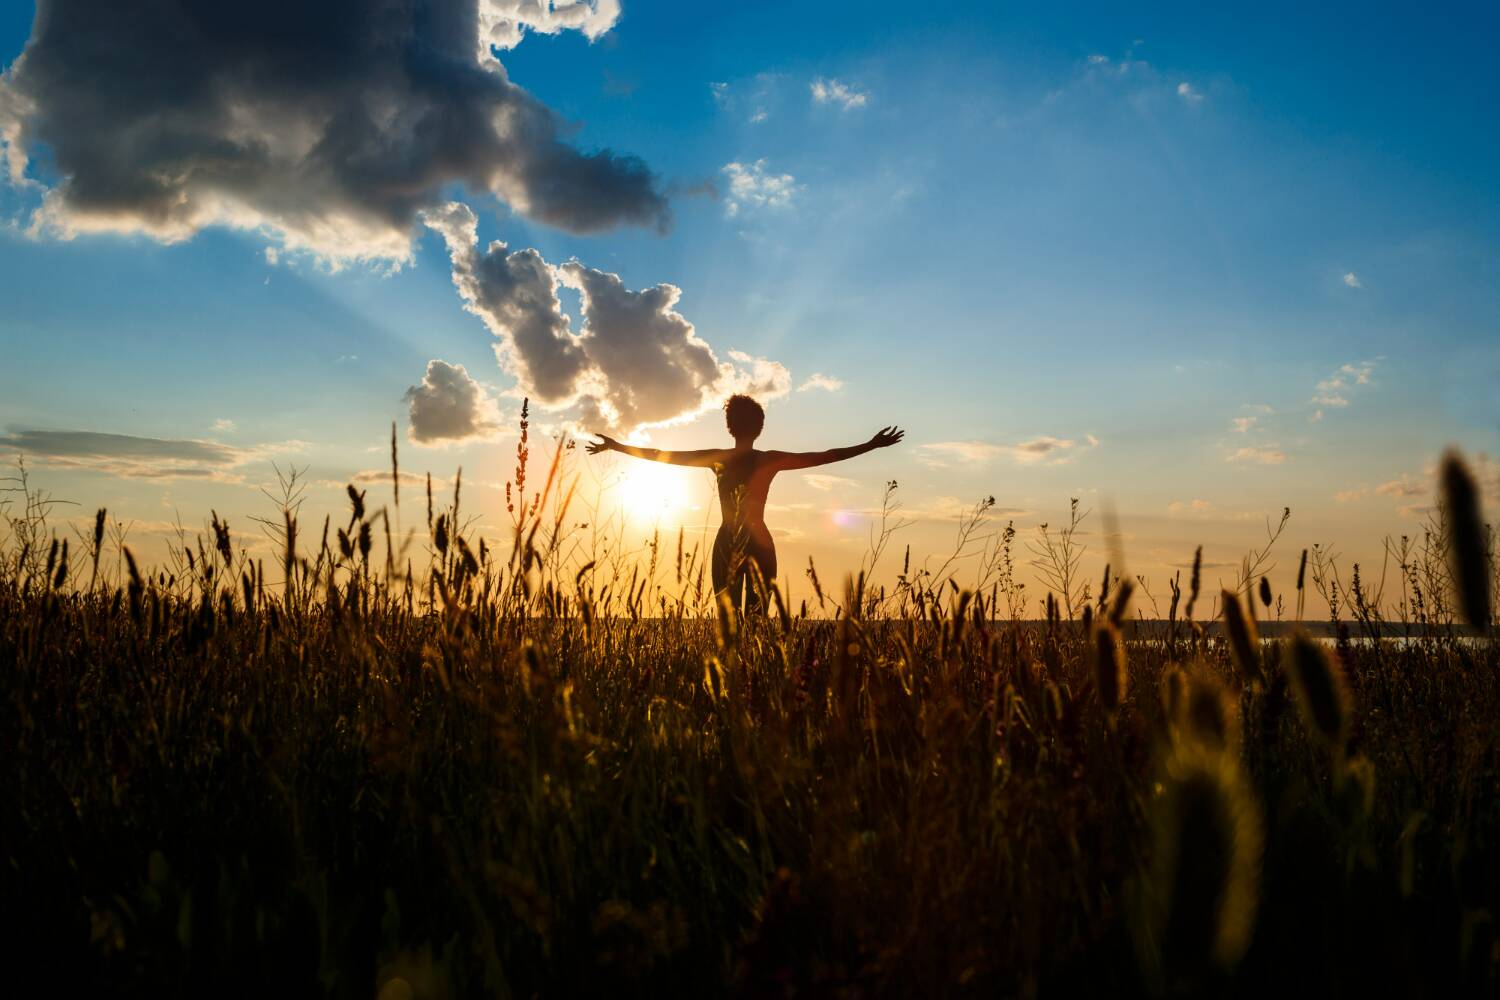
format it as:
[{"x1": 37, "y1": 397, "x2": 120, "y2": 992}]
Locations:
[
  {"x1": 1343, "y1": 272, "x2": 1362, "y2": 288},
  {"x1": 1313, "y1": 359, "x2": 1379, "y2": 408},
  {"x1": 1226, "y1": 446, "x2": 1286, "y2": 465},
  {"x1": 798, "y1": 373, "x2": 844, "y2": 393},
  {"x1": 721, "y1": 160, "x2": 800, "y2": 217},
  {"x1": 404, "y1": 359, "x2": 502, "y2": 445},
  {"x1": 424, "y1": 202, "x2": 789, "y2": 431},
  {"x1": 480, "y1": 0, "x2": 621, "y2": 49},
  {"x1": 1176, "y1": 81, "x2": 1204, "y2": 104},
  {"x1": 919, "y1": 435, "x2": 1090, "y2": 467},
  {"x1": 0, "y1": 429, "x2": 300, "y2": 480},
  {"x1": 0, "y1": 0, "x2": 666, "y2": 263},
  {"x1": 1374, "y1": 475, "x2": 1427, "y2": 499},
  {"x1": 811, "y1": 77, "x2": 869, "y2": 110}
]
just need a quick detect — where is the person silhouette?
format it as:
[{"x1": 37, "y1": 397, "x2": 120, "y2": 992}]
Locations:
[{"x1": 588, "y1": 395, "x2": 904, "y2": 614}]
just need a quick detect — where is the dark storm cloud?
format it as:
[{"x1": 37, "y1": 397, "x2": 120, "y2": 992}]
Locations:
[{"x1": 0, "y1": 0, "x2": 668, "y2": 261}]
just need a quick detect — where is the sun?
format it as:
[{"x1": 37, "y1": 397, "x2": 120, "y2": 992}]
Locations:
[{"x1": 614, "y1": 461, "x2": 695, "y2": 522}]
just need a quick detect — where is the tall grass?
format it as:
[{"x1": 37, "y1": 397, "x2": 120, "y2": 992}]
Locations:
[{"x1": 0, "y1": 436, "x2": 1496, "y2": 996}]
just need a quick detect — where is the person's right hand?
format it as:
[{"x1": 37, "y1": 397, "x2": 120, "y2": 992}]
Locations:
[
  {"x1": 870, "y1": 426, "x2": 905, "y2": 448},
  {"x1": 586, "y1": 435, "x2": 618, "y2": 455}
]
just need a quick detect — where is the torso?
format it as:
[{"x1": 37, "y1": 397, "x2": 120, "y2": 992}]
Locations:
[{"x1": 714, "y1": 449, "x2": 776, "y2": 552}]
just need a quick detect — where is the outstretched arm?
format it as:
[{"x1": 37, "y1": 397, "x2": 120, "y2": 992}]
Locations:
[
  {"x1": 768, "y1": 426, "x2": 905, "y2": 472},
  {"x1": 586, "y1": 434, "x2": 732, "y2": 468}
]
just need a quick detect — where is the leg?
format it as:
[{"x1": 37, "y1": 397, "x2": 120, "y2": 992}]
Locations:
[
  {"x1": 744, "y1": 538, "x2": 778, "y2": 616},
  {"x1": 712, "y1": 528, "x2": 747, "y2": 613}
]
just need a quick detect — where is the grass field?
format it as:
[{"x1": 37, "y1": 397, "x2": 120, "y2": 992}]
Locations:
[{"x1": 2, "y1": 432, "x2": 1496, "y2": 997}]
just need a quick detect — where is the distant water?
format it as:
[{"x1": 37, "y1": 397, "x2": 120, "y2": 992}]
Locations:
[{"x1": 992, "y1": 620, "x2": 1487, "y2": 641}]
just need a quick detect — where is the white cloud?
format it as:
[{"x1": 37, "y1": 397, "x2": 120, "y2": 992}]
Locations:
[
  {"x1": 1343, "y1": 272, "x2": 1362, "y2": 288},
  {"x1": 1087, "y1": 54, "x2": 1110, "y2": 65},
  {"x1": 797, "y1": 373, "x2": 844, "y2": 393},
  {"x1": 211, "y1": 418, "x2": 237, "y2": 433},
  {"x1": 721, "y1": 160, "x2": 801, "y2": 217},
  {"x1": 1176, "y1": 81, "x2": 1204, "y2": 104},
  {"x1": 709, "y1": 81, "x2": 730, "y2": 107},
  {"x1": 749, "y1": 108, "x2": 768, "y2": 124},
  {"x1": 479, "y1": 0, "x2": 621, "y2": 50},
  {"x1": 1230, "y1": 416, "x2": 1258, "y2": 434},
  {"x1": 724, "y1": 350, "x2": 793, "y2": 400},
  {"x1": 404, "y1": 359, "x2": 502, "y2": 445},
  {"x1": 1227, "y1": 446, "x2": 1286, "y2": 465},
  {"x1": 1312, "y1": 358, "x2": 1379, "y2": 409},
  {"x1": 810, "y1": 77, "x2": 869, "y2": 110}
]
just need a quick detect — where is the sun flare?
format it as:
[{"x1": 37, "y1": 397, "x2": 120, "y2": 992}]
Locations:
[{"x1": 613, "y1": 461, "x2": 696, "y2": 523}]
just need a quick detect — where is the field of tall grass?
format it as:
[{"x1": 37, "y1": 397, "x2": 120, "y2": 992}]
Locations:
[{"x1": 2, "y1": 419, "x2": 1496, "y2": 997}]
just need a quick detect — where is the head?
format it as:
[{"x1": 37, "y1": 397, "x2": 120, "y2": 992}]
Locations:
[{"x1": 724, "y1": 394, "x2": 765, "y2": 443}]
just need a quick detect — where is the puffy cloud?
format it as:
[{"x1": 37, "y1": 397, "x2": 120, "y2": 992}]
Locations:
[
  {"x1": 559, "y1": 261, "x2": 724, "y2": 429},
  {"x1": 425, "y1": 202, "x2": 588, "y2": 404},
  {"x1": 810, "y1": 77, "x2": 869, "y2": 110},
  {"x1": 1230, "y1": 416, "x2": 1258, "y2": 434},
  {"x1": 404, "y1": 359, "x2": 502, "y2": 445},
  {"x1": 480, "y1": 0, "x2": 621, "y2": 50},
  {"x1": 1343, "y1": 272, "x2": 1362, "y2": 288},
  {"x1": 0, "y1": 429, "x2": 301, "y2": 480},
  {"x1": 724, "y1": 350, "x2": 793, "y2": 400},
  {"x1": 1227, "y1": 446, "x2": 1286, "y2": 465},
  {"x1": 0, "y1": 0, "x2": 666, "y2": 264},
  {"x1": 425, "y1": 202, "x2": 788, "y2": 431},
  {"x1": 721, "y1": 160, "x2": 800, "y2": 217},
  {"x1": 798, "y1": 373, "x2": 844, "y2": 393}
]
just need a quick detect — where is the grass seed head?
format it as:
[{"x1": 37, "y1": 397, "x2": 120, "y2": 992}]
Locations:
[
  {"x1": 1440, "y1": 449, "x2": 1491, "y2": 629},
  {"x1": 1287, "y1": 632, "x2": 1350, "y2": 750},
  {"x1": 1171, "y1": 669, "x2": 1240, "y2": 753},
  {"x1": 1220, "y1": 589, "x2": 1262, "y2": 683},
  {"x1": 1146, "y1": 744, "x2": 1263, "y2": 981},
  {"x1": 1094, "y1": 621, "x2": 1127, "y2": 712}
]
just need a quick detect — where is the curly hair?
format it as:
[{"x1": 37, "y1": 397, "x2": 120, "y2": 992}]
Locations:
[{"x1": 723, "y1": 394, "x2": 765, "y2": 441}]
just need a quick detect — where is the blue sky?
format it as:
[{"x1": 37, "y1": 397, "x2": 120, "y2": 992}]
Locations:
[{"x1": 1, "y1": 0, "x2": 1496, "y2": 607}]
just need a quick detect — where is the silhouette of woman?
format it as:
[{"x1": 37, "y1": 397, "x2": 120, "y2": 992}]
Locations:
[{"x1": 588, "y1": 395, "x2": 904, "y2": 613}]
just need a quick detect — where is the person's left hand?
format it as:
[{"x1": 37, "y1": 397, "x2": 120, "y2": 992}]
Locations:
[
  {"x1": 869, "y1": 426, "x2": 905, "y2": 448},
  {"x1": 586, "y1": 434, "x2": 618, "y2": 455}
]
